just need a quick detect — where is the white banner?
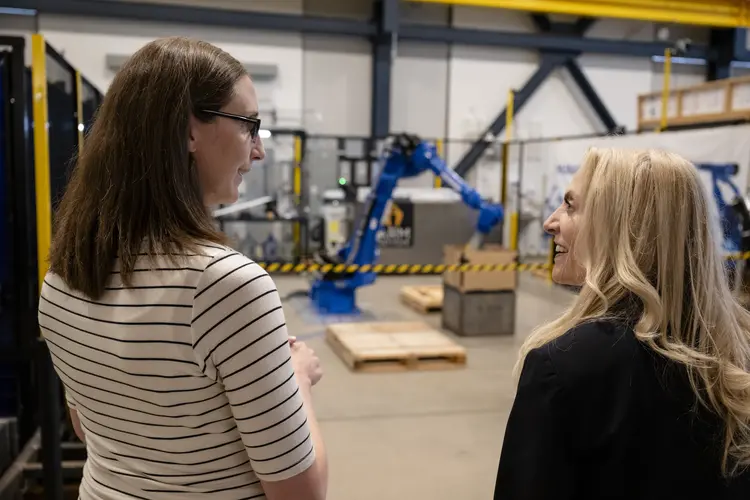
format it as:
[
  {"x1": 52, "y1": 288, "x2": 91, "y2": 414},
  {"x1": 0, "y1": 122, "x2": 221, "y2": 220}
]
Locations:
[{"x1": 518, "y1": 124, "x2": 750, "y2": 256}]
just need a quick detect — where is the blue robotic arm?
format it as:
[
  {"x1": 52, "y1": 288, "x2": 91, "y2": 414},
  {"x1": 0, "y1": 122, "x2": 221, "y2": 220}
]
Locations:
[
  {"x1": 696, "y1": 163, "x2": 742, "y2": 254},
  {"x1": 695, "y1": 162, "x2": 750, "y2": 290},
  {"x1": 408, "y1": 138, "x2": 505, "y2": 249},
  {"x1": 336, "y1": 134, "x2": 503, "y2": 267},
  {"x1": 310, "y1": 134, "x2": 504, "y2": 315}
]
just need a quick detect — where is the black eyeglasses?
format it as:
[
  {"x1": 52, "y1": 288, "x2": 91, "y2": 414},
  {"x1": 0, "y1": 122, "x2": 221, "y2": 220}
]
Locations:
[{"x1": 200, "y1": 109, "x2": 262, "y2": 140}]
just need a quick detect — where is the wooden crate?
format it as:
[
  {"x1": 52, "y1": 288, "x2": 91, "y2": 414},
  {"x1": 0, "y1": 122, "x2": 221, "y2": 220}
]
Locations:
[
  {"x1": 399, "y1": 284, "x2": 443, "y2": 313},
  {"x1": 637, "y1": 75, "x2": 750, "y2": 130},
  {"x1": 325, "y1": 321, "x2": 467, "y2": 373}
]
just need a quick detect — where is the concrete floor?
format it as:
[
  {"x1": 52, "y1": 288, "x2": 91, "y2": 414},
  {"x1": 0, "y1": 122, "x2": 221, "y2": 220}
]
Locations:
[{"x1": 275, "y1": 274, "x2": 577, "y2": 500}]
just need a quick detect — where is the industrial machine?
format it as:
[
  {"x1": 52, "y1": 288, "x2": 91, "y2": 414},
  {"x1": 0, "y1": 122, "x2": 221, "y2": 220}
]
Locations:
[
  {"x1": 730, "y1": 195, "x2": 750, "y2": 302},
  {"x1": 215, "y1": 130, "x2": 310, "y2": 262},
  {"x1": 309, "y1": 133, "x2": 504, "y2": 315},
  {"x1": 695, "y1": 163, "x2": 750, "y2": 292},
  {"x1": 696, "y1": 163, "x2": 744, "y2": 254},
  {"x1": 319, "y1": 189, "x2": 351, "y2": 256}
]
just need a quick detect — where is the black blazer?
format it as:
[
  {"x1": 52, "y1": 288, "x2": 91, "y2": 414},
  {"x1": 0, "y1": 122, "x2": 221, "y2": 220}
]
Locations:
[{"x1": 494, "y1": 319, "x2": 750, "y2": 500}]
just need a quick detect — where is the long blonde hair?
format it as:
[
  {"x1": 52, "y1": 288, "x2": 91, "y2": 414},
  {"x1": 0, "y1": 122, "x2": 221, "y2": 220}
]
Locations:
[{"x1": 517, "y1": 148, "x2": 750, "y2": 476}]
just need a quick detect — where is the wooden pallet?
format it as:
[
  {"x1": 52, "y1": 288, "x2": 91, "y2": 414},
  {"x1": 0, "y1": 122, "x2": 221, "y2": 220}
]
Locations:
[
  {"x1": 325, "y1": 321, "x2": 467, "y2": 373},
  {"x1": 399, "y1": 285, "x2": 444, "y2": 313}
]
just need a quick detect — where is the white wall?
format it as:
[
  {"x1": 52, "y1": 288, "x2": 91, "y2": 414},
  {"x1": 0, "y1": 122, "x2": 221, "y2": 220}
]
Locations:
[
  {"x1": 302, "y1": 0, "x2": 372, "y2": 136},
  {"x1": 302, "y1": 35, "x2": 371, "y2": 136},
  {"x1": 441, "y1": 6, "x2": 711, "y2": 199},
  {"x1": 11, "y1": 2, "x2": 714, "y2": 138},
  {"x1": 37, "y1": 14, "x2": 305, "y2": 128},
  {"x1": 2, "y1": 1, "x2": 719, "y2": 195}
]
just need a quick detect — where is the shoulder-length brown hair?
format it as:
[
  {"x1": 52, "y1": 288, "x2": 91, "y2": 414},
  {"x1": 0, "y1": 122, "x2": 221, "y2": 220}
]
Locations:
[{"x1": 48, "y1": 37, "x2": 246, "y2": 299}]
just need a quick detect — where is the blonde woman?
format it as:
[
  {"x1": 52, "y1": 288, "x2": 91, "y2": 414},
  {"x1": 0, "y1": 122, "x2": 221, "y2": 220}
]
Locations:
[{"x1": 493, "y1": 149, "x2": 750, "y2": 499}]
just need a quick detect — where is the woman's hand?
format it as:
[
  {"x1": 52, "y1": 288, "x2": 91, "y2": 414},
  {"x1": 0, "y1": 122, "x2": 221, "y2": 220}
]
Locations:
[{"x1": 291, "y1": 340, "x2": 323, "y2": 388}]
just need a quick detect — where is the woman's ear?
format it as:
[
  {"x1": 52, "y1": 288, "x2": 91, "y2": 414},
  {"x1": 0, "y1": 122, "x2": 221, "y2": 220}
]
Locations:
[{"x1": 188, "y1": 114, "x2": 200, "y2": 153}]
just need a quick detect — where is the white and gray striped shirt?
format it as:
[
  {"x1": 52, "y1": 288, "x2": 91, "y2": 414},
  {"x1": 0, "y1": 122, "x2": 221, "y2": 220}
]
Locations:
[{"x1": 38, "y1": 243, "x2": 315, "y2": 499}]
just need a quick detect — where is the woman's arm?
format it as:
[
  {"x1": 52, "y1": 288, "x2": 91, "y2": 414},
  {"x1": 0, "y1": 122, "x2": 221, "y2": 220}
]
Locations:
[
  {"x1": 191, "y1": 251, "x2": 328, "y2": 500},
  {"x1": 493, "y1": 346, "x2": 576, "y2": 500},
  {"x1": 261, "y1": 375, "x2": 328, "y2": 500},
  {"x1": 68, "y1": 407, "x2": 86, "y2": 443},
  {"x1": 64, "y1": 391, "x2": 85, "y2": 443}
]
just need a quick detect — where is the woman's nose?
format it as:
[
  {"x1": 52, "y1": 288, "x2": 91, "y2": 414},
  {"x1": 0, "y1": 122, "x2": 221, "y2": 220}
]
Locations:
[
  {"x1": 252, "y1": 137, "x2": 265, "y2": 162},
  {"x1": 543, "y1": 210, "x2": 560, "y2": 235}
]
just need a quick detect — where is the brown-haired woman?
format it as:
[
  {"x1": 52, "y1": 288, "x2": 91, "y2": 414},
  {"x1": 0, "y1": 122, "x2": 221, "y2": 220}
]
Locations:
[{"x1": 38, "y1": 37, "x2": 328, "y2": 500}]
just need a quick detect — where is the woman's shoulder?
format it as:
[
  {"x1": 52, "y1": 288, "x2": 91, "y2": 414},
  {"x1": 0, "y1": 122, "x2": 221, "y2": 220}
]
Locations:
[
  {"x1": 191, "y1": 243, "x2": 274, "y2": 293},
  {"x1": 192, "y1": 241, "x2": 240, "y2": 259},
  {"x1": 192, "y1": 242, "x2": 254, "y2": 267},
  {"x1": 552, "y1": 318, "x2": 637, "y2": 355},
  {"x1": 538, "y1": 319, "x2": 642, "y2": 386}
]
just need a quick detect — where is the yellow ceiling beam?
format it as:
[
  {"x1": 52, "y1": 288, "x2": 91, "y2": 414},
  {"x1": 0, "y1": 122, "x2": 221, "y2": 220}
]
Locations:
[{"x1": 405, "y1": 0, "x2": 750, "y2": 28}]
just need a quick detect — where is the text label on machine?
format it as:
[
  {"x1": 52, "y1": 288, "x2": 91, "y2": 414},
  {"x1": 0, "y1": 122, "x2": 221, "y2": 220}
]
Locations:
[{"x1": 378, "y1": 200, "x2": 414, "y2": 248}]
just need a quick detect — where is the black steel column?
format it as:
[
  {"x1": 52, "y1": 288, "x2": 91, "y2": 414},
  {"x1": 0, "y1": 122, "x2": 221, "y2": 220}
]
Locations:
[
  {"x1": 2, "y1": 37, "x2": 37, "y2": 445},
  {"x1": 707, "y1": 28, "x2": 735, "y2": 81},
  {"x1": 564, "y1": 59, "x2": 620, "y2": 132},
  {"x1": 371, "y1": 0, "x2": 398, "y2": 139}
]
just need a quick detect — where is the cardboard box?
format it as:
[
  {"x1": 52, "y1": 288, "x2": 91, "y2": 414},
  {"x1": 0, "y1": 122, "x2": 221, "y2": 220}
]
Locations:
[{"x1": 443, "y1": 244, "x2": 517, "y2": 292}]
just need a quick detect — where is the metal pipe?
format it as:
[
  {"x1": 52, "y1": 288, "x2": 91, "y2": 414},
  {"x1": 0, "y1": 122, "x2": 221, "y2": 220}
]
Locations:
[
  {"x1": 0, "y1": 429, "x2": 40, "y2": 498},
  {"x1": 513, "y1": 142, "x2": 524, "y2": 255},
  {"x1": 293, "y1": 136, "x2": 302, "y2": 258},
  {"x1": 660, "y1": 47, "x2": 673, "y2": 132},
  {"x1": 503, "y1": 89, "x2": 518, "y2": 251},
  {"x1": 405, "y1": 0, "x2": 750, "y2": 28},
  {"x1": 211, "y1": 196, "x2": 274, "y2": 218},
  {"x1": 75, "y1": 71, "x2": 83, "y2": 154},
  {"x1": 31, "y1": 33, "x2": 52, "y2": 292}
]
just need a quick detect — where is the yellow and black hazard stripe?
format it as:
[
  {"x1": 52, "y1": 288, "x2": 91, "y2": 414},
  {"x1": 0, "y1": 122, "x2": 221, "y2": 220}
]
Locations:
[
  {"x1": 729, "y1": 251, "x2": 750, "y2": 261},
  {"x1": 257, "y1": 251, "x2": 750, "y2": 275},
  {"x1": 258, "y1": 262, "x2": 550, "y2": 274}
]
